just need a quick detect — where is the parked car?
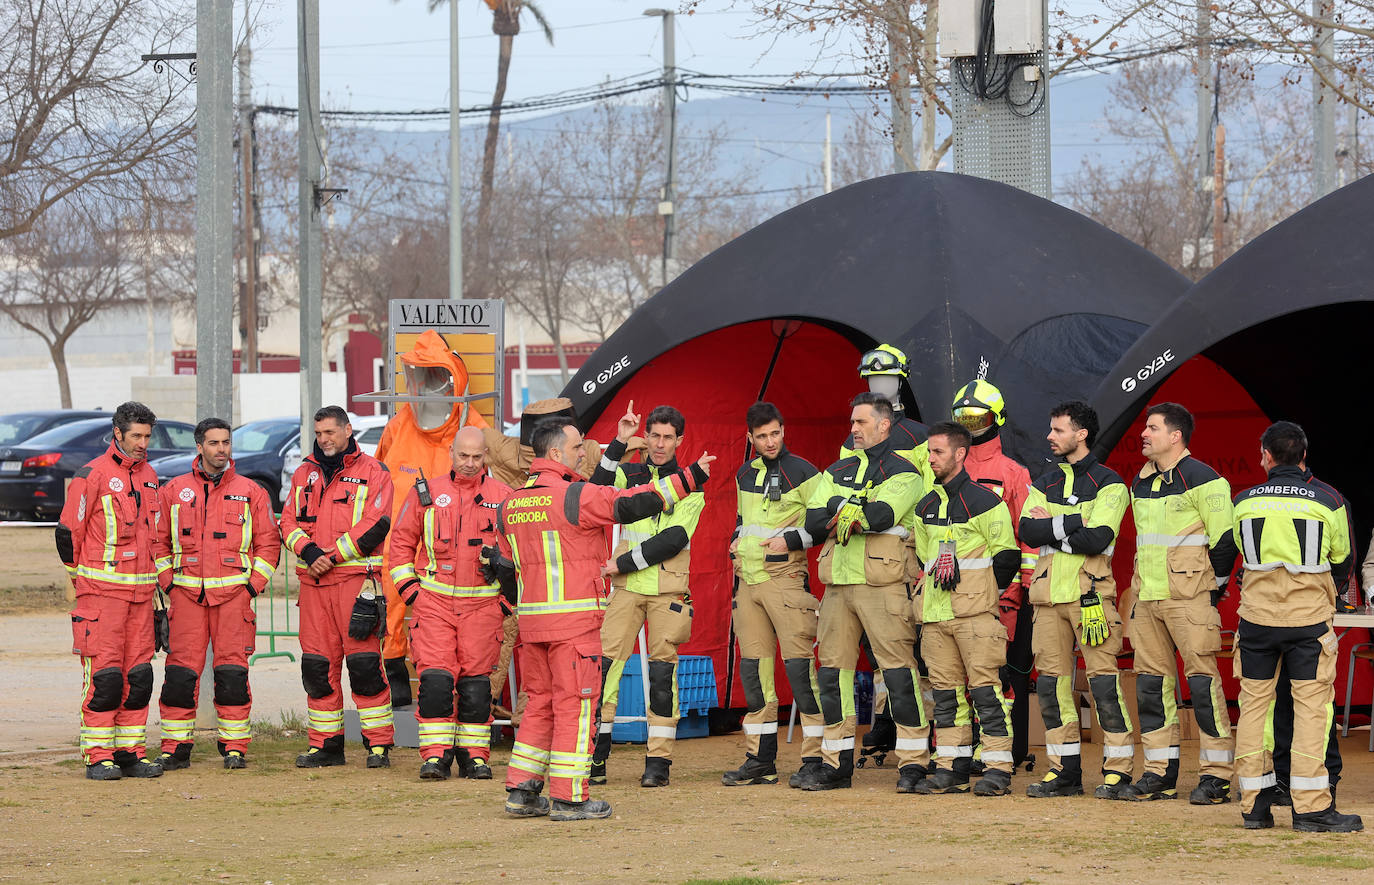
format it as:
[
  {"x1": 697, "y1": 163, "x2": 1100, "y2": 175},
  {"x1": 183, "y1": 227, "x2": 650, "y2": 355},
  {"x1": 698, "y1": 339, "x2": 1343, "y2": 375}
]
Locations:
[
  {"x1": 0, "y1": 410, "x2": 108, "y2": 447},
  {"x1": 278, "y1": 414, "x2": 389, "y2": 507},
  {"x1": 149, "y1": 417, "x2": 301, "y2": 508},
  {"x1": 0, "y1": 417, "x2": 197, "y2": 520}
]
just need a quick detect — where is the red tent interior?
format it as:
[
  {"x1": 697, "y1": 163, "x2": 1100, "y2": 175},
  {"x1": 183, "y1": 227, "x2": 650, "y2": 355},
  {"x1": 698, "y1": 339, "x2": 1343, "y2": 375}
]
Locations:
[{"x1": 586, "y1": 320, "x2": 864, "y2": 707}]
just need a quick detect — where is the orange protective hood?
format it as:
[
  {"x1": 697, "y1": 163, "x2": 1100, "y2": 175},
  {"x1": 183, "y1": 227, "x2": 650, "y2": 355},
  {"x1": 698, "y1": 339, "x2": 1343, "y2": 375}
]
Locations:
[{"x1": 398, "y1": 329, "x2": 489, "y2": 438}]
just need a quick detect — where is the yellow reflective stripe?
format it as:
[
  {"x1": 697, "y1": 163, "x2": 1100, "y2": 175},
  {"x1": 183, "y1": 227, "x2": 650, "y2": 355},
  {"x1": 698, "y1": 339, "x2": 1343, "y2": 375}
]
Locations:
[
  {"x1": 217, "y1": 718, "x2": 252, "y2": 740},
  {"x1": 335, "y1": 533, "x2": 361, "y2": 561},
  {"x1": 357, "y1": 703, "x2": 393, "y2": 730},
  {"x1": 307, "y1": 709, "x2": 344, "y2": 732},
  {"x1": 101, "y1": 495, "x2": 117, "y2": 562},
  {"x1": 417, "y1": 722, "x2": 456, "y2": 743},
  {"x1": 422, "y1": 508, "x2": 438, "y2": 572},
  {"x1": 113, "y1": 725, "x2": 145, "y2": 748},
  {"x1": 240, "y1": 502, "x2": 253, "y2": 555},
  {"x1": 417, "y1": 575, "x2": 501, "y2": 598},
  {"x1": 74, "y1": 565, "x2": 157, "y2": 584},
  {"x1": 159, "y1": 718, "x2": 196, "y2": 742},
  {"x1": 295, "y1": 554, "x2": 380, "y2": 571},
  {"x1": 154, "y1": 556, "x2": 173, "y2": 571},
  {"x1": 389, "y1": 564, "x2": 417, "y2": 583},
  {"x1": 173, "y1": 573, "x2": 251, "y2": 590},
  {"x1": 542, "y1": 530, "x2": 564, "y2": 602},
  {"x1": 352, "y1": 485, "x2": 368, "y2": 526},
  {"x1": 251, "y1": 557, "x2": 275, "y2": 581},
  {"x1": 170, "y1": 504, "x2": 182, "y2": 555},
  {"x1": 517, "y1": 598, "x2": 604, "y2": 616},
  {"x1": 285, "y1": 528, "x2": 311, "y2": 550}
]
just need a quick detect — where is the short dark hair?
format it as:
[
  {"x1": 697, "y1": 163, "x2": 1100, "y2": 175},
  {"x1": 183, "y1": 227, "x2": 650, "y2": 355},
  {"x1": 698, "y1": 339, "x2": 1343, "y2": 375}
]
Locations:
[
  {"x1": 313, "y1": 405, "x2": 350, "y2": 426},
  {"x1": 1146, "y1": 402, "x2": 1194, "y2": 445},
  {"x1": 1050, "y1": 400, "x2": 1099, "y2": 449},
  {"x1": 1261, "y1": 421, "x2": 1307, "y2": 466},
  {"x1": 530, "y1": 416, "x2": 575, "y2": 458},
  {"x1": 194, "y1": 417, "x2": 232, "y2": 445},
  {"x1": 113, "y1": 401, "x2": 156, "y2": 434},
  {"x1": 851, "y1": 392, "x2": 895, "y2": 425},
  {"x1": 646, "y1": 405, "x2": 685, "y2": 437},
  {"x1": 927, "y1": 420, "x2": 972, "y2": 452},
  {"x1": 746, "y1": 401, "x2": 784, "y2": 431}
]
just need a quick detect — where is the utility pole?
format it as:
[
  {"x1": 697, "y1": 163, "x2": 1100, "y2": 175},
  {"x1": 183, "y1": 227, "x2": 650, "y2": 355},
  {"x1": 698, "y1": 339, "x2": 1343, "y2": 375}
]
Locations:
[
  {"x1": 298, "y1": 0, "x2": 323, "y2": 446},
  {"x1": 645, "y1": 8, "x2": 676, "y2": 289},
  {"x1": 196, "y1": 0, "x2": 235, "y2": 421},
  {"x1": 888, "y1": 4, "x2": 915, "y2": 174},
  {"x1": 238, "y1": 4, "x2": 260, "y2": 374},
  {"x1": 449, "y1": 0, "x2": 463, "y2": 301},
  {"x1": 1312, "y1": 0, "x2": 1337, "y2": 200},
  {"x1": 823, "y1": 111, "x2": 833, "y2": 194},
  {"x1": 1195, "y1": 0, "x2": 1213, "y2": 189}
]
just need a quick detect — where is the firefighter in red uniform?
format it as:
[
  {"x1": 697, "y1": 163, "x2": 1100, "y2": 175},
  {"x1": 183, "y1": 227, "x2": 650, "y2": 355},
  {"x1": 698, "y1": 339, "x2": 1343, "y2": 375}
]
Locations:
[
  {"x1": 951, "y1": 379, "x2": 1038, "y2": 769},
  {"x1": 152, "y1": 418, "x2": 281, "y2": 770},
  {"x1": 56, "y1": 402, "x2": 166, "y2": 780},
  {"x1": 281, "y1": 406, "x2": 396, "y2": 768},
  {"x1": 388, "y1": 426, "x2": 512, "y2": 780},
  {"x1": 494, "y1": 416, "x2": 713, "y2": 821}
]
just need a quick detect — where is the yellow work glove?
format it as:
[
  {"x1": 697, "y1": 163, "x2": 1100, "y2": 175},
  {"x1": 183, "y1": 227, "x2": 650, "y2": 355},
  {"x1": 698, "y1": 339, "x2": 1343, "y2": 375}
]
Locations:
[
  {"x1": 1079, "y1": 590, "x2": 1109, "y2": 647},
  {"x1": 834, "y1": 482, "x2": 871, "y2": 545}
]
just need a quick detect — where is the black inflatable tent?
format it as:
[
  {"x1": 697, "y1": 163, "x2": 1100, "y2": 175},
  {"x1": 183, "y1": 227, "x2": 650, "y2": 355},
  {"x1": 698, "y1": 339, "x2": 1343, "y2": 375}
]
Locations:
[{"x1": 564, "y1": 170, "x2": 1190, "y2": 706}]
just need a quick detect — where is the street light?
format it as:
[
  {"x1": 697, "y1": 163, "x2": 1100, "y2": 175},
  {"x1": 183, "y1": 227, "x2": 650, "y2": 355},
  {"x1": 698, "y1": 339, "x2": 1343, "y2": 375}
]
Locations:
[{"x1": 643, "y1": 8, "x2": 676, "y2": 289}]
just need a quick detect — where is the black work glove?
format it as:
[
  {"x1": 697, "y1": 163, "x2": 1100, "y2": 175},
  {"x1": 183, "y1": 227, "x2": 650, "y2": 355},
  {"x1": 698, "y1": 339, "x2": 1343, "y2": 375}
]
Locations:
[
  {"x1": 153, "y1": 586, "x2": 171, "y2": 654},
  {"x1": 348, "y1": 592, "x2": 383, "y2": 640},
  {"x1": 479, "y1": 544, "x2": 500, "y2": 584},
  {"x1": 1210, "y1": 588, "x2": 1225, "y2": 607},
  {"x1": 500, "y1": 577, "x2": 518, "y2": 608}
]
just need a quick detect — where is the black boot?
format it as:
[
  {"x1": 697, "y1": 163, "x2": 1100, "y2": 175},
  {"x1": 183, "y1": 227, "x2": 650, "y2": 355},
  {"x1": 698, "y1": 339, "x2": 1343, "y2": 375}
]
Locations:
[
  {"x1": 1027, "y1": 768, "x2": 1083, "y2": 798},
  {"x1": 114, "y1": 750, "x2": 164, "y2": 779},
  {"x1": 1188, "y1": 774, "x2": 1232, "y2": 805},
  {"x1": 789, "y1": 757, "x2": 823, "y2": 789},
  {"x1": 504, "y1": 779, "x2": 551, "y2": 817},
  {"x1": 590, "y1": 732, "x2": 611, "y2": 785},
  {"x1": 722, "y1": 756, "x2": 778, "y2": 786},
  {"x1": 549, "y1": 798, "x2": 612, "y2": 821},
  {"x1": 911, "y1": 766, "x2": 970, "y2": 795},
  {"x1": 640, "y1": 756, "x2": 671, "y2": 788},
  {"x1": 156, "y1": 742, "x2": 192, "y2": 772},
  {"x1": 296, "y1": 735, "x2": 346, "y2": 768},
  {"x1": 800, "y1": 763, "x2": 853, "y2": 791},
  {"x1": 420, "y1": 749, "x2": 454, "y2": 781},
  {"x1": 1293, "y1": 804, "x2": 1364, "y2": 833},
  {"x1": 365, "y1": 745, "x2": 391, "y2": 769},
  {"x1": 385, "y1": 657, "x2": 412, "y2": 708},
  {"x1": 973, "y1": 768, "x2": 1013, "y2": 797},
  {"x1": 895, "y1": 764, "x2": 928, "y2": 793},
  {"x1": 222, "y1": 750, "x2": 247, "y2": 770},
  {"x1": 85, "y1": 760, "x2": 122, "y2": 781}
]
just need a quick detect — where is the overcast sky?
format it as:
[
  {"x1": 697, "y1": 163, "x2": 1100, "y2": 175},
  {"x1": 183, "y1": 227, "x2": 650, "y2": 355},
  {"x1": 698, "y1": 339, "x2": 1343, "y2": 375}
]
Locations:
[{"x1": 245, "y1": 0, "x2": 862, "y2": 117}]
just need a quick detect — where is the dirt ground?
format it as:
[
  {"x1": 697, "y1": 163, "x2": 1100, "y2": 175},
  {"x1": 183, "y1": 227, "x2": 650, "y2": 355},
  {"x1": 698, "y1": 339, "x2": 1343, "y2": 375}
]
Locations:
[{"x1": 4, "y1": 525, "x2": 1374, "y2": 884}]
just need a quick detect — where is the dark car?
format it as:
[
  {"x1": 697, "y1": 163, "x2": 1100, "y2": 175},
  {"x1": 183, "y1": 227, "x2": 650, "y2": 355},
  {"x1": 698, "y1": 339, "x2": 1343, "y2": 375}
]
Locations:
[
  {"x1": 0, "y1": 410, "x2": 109, "y2": 447},
  {"x1": 148, "y1": 417, "x2": 300, "y2": 508},
  {"x1": 0, "y1": 417, "x2": 197, "y2": 520}
]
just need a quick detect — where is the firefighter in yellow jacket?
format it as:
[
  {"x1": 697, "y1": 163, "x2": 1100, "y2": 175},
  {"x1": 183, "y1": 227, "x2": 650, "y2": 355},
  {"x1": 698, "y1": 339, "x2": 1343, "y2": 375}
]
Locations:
[
  {"x1": 722, "y1": 401, "x2": 825, "y2": 788},
  {"x1": 800, "y1": 393, "x2": 930, "y2": 792},
  {"x1": 1229, "y1": 421, "x2": 1361, "y2": 832},
  {"x1": 1124, "y1": 402, "x2": 1238, "y2": 803},
  {"x1": 589, "y1": 403, "x2": 705, "y2": 788},
  {"x1": 1018, "y1": 401, "x2": 1133, "y2": 799},
  {"x1": 909, "y1": 421, "x2": 1020, "y2": 796}
]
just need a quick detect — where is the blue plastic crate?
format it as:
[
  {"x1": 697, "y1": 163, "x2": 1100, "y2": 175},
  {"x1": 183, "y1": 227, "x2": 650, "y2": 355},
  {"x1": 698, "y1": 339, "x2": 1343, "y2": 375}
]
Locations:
[{"x1": 610, "y1": 654, "x2": 717, "y2": 743}]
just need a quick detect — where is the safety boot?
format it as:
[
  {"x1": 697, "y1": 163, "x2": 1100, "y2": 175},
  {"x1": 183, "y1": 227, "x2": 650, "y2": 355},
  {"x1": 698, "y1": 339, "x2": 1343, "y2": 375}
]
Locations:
[
  {"x1": 895, "y1": 764, "x2": 928, "y2": 793},
  {"x1": 789, "y1": 758, "x2": 823, "y2": 789},
  {"x1": 85, "y1": 760, "x2": 123, "y2": 781},
  {"x1": 722, "y1": 756, "x2": 778, "y2": 786},
  {"x1": 365, "y1": 746, "x2": 391, "y2": 769},
  {"x1": 504, "y1": 780, "x2": 551, "y2": 818},
  {"x1": 156, "y1": 751, "x2": 191, "y2": 772},
  {"x1": 973, "y1": 769, "x2": 1013, "y2": 797},
  {"x1": 419, "y1": 756, "x2": 452, "y2": 781},
  {"x1": 910, "y1": 767, "x2": 970, "y2": 795},
  {"x1": 466, "y1": 758, "x2": 493, "y2": 780},
  {"x1": 1270, "y1": 780, "x2": 1293, "y2": 807},
  {"x1": 799, "y1": 763, "x2": 852, "y2": 791},
  {"x1": 588, "y1": 759, "x2": 607, "y2": 785},
  {"x1": 549, "y1": 798, "x2": 613, "y2": 821},
  {"x1": 589, "y1": 731, "x2": 612, "y2": 785},
  {"x1": 222, "y1": 750, "x2": 247, "y2": 770},
  {"x1": 1189, "y1": 774, "x2": 1231, "y2": 805},
  {"x1": 1122, "y1": 771, "x2": 1177, "y2": 801},
  {"x1": 1292, "y1": 805, "x2": 1363, "y2": 833},
  {"x1": 296, "y1": 746, "x2": 346, "y2": 768},
  {"x1": 1094, "y1": 771, "x2": 1130, "y2": 800},
  {"x1": 118, "y1": 757, "x2": 164, "y2": 779},
  {"x1": 640, "y1": 756, "x2": 671, "y2": 788},
  {"x1": 1027, "y1": 769, "x2": 1083, "y2": 798}
]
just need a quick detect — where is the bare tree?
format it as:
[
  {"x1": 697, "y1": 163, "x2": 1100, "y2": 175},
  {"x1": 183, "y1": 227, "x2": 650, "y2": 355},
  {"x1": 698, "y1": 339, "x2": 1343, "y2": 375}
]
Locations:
[
  {"x1": 1, "y1": 198, "x2": 142, "y2": 406},
  {"x1": 0, "y1": 0, "x2": 194, "y2": 242}
]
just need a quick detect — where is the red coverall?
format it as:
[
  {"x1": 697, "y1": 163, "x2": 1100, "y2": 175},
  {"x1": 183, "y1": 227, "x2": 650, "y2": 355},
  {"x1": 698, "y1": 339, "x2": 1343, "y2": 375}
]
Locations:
[
  {"x1": 375, "y1": 330, "x2": 488, "y2": 672},
  {"x1": 497, "y1": 456, "x2": 707, "y2": 803},
  {"x1": 964, "y1": 433, "x2": 1037, "y2": 636},
  {"x1": 153, "y1": 459, "x2": 281, "y2": 757},
  {"x1": 387, "y1": 470, "x2": 511, "y2": 764},
  {"x1": 56, "y1": 442, "x2": 163, "y2": 765},
  {"x1": 280, "y1": 439, "x2": 396, "y2": 751}
]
